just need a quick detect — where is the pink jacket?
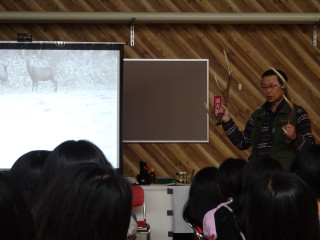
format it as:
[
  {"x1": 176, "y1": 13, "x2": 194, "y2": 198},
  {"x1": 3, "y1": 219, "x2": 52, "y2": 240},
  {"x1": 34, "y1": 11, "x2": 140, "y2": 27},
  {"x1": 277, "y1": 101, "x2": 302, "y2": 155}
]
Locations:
[{"x1": 202, "y1": 200, "x2": 232, "y2": 238}]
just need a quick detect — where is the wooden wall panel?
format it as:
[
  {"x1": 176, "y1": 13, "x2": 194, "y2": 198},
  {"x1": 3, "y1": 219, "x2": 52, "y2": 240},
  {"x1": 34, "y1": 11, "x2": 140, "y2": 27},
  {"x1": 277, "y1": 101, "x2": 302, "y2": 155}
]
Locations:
[{"x1": 0, "y1": 0, "x2": 319, "y2": 178}]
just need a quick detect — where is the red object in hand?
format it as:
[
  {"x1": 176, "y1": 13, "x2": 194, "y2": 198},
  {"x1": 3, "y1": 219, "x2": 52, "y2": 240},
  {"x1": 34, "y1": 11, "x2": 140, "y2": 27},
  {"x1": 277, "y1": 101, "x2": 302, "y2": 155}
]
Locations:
[{"x1": 213, "y1": 96, "x2": 222, "y2": 116}]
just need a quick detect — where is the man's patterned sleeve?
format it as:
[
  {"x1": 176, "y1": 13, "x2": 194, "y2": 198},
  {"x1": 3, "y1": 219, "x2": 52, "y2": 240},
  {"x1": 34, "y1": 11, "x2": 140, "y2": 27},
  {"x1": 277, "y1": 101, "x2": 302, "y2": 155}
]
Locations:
[
  {"x1": 222, "y1": 115, "x2": 254, "y2": 150},
  {"x1": 292, "y1": 107, "x2": 315, "y2": 151}
]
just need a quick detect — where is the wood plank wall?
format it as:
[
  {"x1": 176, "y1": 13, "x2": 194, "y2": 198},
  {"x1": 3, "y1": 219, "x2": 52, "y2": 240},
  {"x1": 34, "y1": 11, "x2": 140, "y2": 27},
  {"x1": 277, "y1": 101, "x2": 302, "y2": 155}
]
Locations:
[{"x1": 0, "y1": 0, "x2": 319, "y2": 178}]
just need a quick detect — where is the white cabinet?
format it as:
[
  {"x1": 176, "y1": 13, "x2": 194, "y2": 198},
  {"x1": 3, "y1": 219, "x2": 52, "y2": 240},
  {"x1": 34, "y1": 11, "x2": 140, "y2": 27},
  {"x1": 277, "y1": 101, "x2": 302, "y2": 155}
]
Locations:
[{"x1": 132, "y1": 185, "x2": 192, "y2": 240}]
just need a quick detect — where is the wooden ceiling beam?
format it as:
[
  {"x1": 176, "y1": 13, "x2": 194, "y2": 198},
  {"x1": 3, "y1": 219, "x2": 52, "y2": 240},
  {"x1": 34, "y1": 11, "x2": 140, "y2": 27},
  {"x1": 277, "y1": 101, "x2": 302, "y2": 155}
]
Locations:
[{"x1": 0, "y1": 12, "x2": 319, "y2": 24}]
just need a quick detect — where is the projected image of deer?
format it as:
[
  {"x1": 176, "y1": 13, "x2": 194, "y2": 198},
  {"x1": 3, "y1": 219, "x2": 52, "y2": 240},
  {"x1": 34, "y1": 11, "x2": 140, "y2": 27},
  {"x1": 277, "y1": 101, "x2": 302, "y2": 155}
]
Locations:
[{"x1": 26, "y1": 60, "x2": 57, "y2": 92}]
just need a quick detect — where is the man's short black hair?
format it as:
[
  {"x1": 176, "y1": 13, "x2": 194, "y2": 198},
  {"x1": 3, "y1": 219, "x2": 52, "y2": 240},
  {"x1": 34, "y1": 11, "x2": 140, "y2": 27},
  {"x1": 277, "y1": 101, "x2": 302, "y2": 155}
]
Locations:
[{"x1": 262, "y1": 69, "x2": 288, "y2": 83}]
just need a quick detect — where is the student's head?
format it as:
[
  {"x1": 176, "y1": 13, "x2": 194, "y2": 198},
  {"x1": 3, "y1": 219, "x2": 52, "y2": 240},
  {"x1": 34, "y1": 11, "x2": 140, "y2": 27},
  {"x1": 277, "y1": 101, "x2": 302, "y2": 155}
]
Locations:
[
  {"x1": 183, "y1": 167, "x2": 223, "y2": 228},
  {"x1": 217, "y1": 158, "x2": 247, "y2": 199},
  {"x1": 247, "y1": 171, "x2": 320, "y2": 240},
  {"x1": 238, "y1": 157, "x2": 283, "y2": 198},
  {"x1": 9, "y1": 150, "x2": 50, "y2": 207},
  {"x1": 291, "y1": 144, "x2": 320, "y2": 198},
  {"x1": 0, "y1": 173, "x2": 36, "y2": 240},
  {"x1": 236, "y1": 157, "x2": 283, "y2": 228},
  {"x1": 45, "y1": 139, "x2": 112, "y2": 172},
  {"x1": 38, "y1": 139, "x2": 114, "y2": 194},
  {"x1": 32, "y1": 162, "x2": 132, "y2": 240}
]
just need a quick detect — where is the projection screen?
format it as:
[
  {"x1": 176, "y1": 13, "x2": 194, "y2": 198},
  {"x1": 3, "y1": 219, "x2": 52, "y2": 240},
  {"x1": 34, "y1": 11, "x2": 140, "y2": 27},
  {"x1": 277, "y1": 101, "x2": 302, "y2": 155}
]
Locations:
[{"x1": 0, "y1": 41, "x2": 124, "y2": 171}]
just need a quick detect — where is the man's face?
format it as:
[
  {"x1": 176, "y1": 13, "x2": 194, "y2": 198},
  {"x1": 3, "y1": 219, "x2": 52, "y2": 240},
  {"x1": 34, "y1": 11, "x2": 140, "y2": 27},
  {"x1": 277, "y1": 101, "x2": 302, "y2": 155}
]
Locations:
[{"x1": 261, "y1": 75, "x2": 284, "y2": 104}]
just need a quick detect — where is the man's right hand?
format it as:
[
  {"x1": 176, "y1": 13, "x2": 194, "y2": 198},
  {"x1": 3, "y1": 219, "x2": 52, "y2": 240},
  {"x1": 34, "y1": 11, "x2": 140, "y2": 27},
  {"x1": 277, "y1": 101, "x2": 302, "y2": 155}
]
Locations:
[{"x1": 218, "y1": 105, "x2": 231, "y2": 123}]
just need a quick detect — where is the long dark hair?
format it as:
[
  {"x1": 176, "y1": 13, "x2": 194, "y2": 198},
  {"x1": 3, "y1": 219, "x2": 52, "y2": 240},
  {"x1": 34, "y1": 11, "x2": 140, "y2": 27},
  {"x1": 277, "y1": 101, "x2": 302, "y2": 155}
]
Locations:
[
  {"x1": 290, "y1": 144, "x2": 320, "y2": 198},
  {"x1": 32, "y1": 163, "x2": 132, "y2": 240},
  {"x1": 0, "y1": 173, "x2": 36, "y2": 240},
  {"x1": 235, "y1": 157, "x2": 283, "y2": 231},
  {"x1": 247, "y1": 171, "x2": 320, "y2": 240},
  {"x1": 217, "y1": 158, "x2": 247, "y2": 199},
  {"x1": 9, "y1": 150, "x2": 51, "y2": 207},
  {"x1": 36, "y1": 139, "x2": 114, "y2": 198},
  {"x1": 183, "y1": 167, "x2": 224, "y2": 229}
]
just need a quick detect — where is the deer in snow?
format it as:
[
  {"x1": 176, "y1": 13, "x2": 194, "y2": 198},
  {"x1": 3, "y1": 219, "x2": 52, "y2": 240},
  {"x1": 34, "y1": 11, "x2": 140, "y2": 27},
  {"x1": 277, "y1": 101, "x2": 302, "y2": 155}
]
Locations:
[
  {"x1": 0, "y1": 65, "x2": 8, "y2": 83},
  {"x1": 26, "y1": 60, "x2": 57, "y2": 92}
]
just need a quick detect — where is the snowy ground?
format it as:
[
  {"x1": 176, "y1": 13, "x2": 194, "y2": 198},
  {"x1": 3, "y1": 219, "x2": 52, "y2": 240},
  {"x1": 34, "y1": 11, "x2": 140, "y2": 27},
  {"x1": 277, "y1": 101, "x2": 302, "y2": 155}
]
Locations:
[{"x1": 0, "y1": 88, "x2": 119, "y2": 169}]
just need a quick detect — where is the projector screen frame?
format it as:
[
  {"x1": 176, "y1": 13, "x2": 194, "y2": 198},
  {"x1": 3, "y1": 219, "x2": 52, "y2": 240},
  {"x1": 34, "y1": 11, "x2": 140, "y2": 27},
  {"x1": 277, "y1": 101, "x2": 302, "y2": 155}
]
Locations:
[{"x1": 0, "y1": 41, "x2": 124, "y2": 174}]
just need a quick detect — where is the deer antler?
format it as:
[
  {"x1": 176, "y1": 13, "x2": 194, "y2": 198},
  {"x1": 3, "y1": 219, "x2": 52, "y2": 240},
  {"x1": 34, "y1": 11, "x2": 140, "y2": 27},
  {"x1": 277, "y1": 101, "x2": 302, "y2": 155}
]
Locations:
[
  {"x1": 214, "y1": 50, "x2": 232, "y2": 106},
  {"x1": 204, "y1": 102, "x2": 214, "y2": 118},
  {"x1": 270, "y1": 67, "x2": 295, "y2": 138},
  {"x1": 206, "y1": 50, "x2": 232, "y2": 126},
  {"x1": 270, "y1": 67, "x2": 294, "y2": 125}
]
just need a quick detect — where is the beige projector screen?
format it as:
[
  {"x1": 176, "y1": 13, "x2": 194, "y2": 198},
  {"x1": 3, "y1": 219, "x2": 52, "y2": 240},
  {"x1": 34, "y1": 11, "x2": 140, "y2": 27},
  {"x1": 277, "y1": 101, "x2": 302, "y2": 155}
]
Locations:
[{"x1": 123, "y1": 59, "x2": 208, "y2": 142}]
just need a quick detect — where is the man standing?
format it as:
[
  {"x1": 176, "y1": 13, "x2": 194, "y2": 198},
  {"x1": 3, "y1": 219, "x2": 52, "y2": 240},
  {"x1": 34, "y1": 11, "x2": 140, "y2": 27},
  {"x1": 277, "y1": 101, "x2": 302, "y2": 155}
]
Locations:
[{"x1": 219, "y1": 69, "x2": 315, "y2": 170}]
